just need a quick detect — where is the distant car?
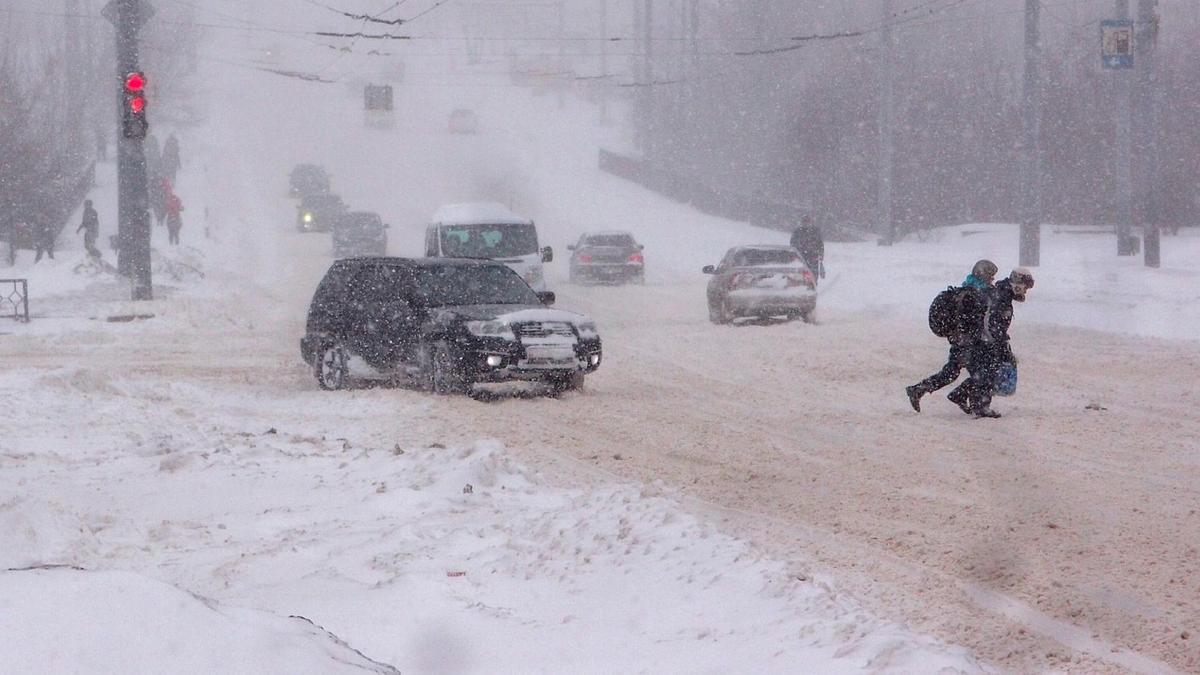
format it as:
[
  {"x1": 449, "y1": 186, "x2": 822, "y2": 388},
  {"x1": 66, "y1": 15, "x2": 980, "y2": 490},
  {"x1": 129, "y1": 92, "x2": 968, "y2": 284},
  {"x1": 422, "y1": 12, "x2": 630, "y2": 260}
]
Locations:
[
  {"x1": 448, "y1": 109, "x2": 479, "y2": 134},
  {"x1": 333, "y1": 211, "x2": 388, "y2": 258},
  {"x1": 289, "y1": 164, "x2": 330, "y2": 199},
  {"x1": 297, "y1": 193, "x2": 346, "y2": 233},
  {"x1": 300, "y1": 257, "x2": 602, "y2": 394},
  {"x1": 703, "y1": 245, "x2": 817, "y2": 324},
  {"x1": 568, "y1": 231, "x2": 645, "y2": 285}
]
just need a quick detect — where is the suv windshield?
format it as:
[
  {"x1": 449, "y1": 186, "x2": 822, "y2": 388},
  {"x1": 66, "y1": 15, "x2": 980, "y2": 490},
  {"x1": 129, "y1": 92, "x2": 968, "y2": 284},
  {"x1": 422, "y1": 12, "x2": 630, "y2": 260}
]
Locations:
[
  {"x1": 584, "y1": 234, "x2": 635, "y2": 247},
  {"x1": 412, "y1": 265, "x2": 540, "y2": 307},
  {"x1": 731, "y1": 248, "x2": 800, "y2": 267},
  {"x1": 439, "y1": 223, "x2": 538, "y2": 259}
]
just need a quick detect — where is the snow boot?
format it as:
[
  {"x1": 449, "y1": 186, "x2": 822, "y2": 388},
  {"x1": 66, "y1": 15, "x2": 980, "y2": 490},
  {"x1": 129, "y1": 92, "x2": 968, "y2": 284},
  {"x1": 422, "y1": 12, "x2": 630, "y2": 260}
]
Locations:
[
  {"x1": 905, "y1": 385, "x2": 923, "y2": 412},
  {"x1": 974, "y1": 407, "x2": 1002, "y2": 419},
  {"x1": 946, "y1": 387, "x2": 973, "y2": 415}
]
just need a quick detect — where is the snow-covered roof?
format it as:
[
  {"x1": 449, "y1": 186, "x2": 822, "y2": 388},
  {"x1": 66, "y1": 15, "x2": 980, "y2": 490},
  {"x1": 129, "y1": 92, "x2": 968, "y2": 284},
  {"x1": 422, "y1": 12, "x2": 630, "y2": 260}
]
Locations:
[{"x1": 431, "y1": 202, "x2": 531, "y2": 226}]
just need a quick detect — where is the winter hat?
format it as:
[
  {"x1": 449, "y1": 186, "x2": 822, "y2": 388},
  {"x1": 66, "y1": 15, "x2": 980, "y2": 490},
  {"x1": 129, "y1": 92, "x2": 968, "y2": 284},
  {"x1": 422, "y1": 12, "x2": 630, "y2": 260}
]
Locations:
[
  {"x1": 1010, "y1": 267, "x2": 1034, "y2": 301},
  {"x1": 971, "y1": 259, "x2": 998, "y2": 281}
]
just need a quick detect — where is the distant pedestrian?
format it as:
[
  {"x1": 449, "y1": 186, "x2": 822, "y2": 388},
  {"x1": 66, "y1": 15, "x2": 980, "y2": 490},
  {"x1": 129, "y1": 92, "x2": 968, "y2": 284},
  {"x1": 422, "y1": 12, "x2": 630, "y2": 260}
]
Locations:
[
  {"x1": 162, "y1": 134, "x2": 181, "y2": 182},
  {"x1": 152, "y1": 176, "x2": 172, "y2": 227},
  {"x1": 77, "y1": 200, "x2": 101, "y2": 258},
  {"x1": 906, "y1": 259, "x2": 996, "y2": 413},
  {"x1": 790, "y1": 215, "x2": 825, "y2": 282},
  {"x1": 33, "y1": 218, "x2": 56, "y2": 262},
  {"x1": 165, "y1": 192, "x2": 184, "y2": 245},
  {"x1": 95, "y1": 128, "x2": 109, "y2": 162}
]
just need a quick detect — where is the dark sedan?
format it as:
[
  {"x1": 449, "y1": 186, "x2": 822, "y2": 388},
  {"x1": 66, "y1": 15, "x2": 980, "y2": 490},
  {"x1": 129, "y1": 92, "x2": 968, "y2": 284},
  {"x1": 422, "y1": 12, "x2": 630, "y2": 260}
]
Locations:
[{"x1": 568, "y1": 231, "x2": 645, "y2": 285}]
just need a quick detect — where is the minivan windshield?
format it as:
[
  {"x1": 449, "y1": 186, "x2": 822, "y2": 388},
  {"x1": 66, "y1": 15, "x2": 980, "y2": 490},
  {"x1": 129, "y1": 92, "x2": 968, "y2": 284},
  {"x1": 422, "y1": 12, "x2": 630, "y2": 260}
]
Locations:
[
  {"x1": 412, "y1": 265, "x2": 540, "y2": 307},
  {"x1": 439, "y1": 223, "x2": 538, "y2": 259}
]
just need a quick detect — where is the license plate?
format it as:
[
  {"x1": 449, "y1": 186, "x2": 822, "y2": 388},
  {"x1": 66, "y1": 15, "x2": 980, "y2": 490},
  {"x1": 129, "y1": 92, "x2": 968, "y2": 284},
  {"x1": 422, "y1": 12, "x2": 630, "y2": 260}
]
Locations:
[{"x1": 523, "y1": 346, "x2": 576, "y2": 367}]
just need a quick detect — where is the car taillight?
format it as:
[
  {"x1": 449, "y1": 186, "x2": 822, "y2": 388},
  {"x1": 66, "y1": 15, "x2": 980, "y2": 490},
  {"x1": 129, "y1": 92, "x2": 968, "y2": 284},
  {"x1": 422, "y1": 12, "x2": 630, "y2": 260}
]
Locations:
[
  {"x1": 801, "y1": 270, "x2": 816, "y2": 287},
  {"x1": 578, "y1": 253, "x2": 593, "y2": 263},
  {"x1": 729, "y1": 273, "x2": 749, "y2": 289},
  {"x1": 628, "y1": 252, "x2": 644, "y2": 264}
]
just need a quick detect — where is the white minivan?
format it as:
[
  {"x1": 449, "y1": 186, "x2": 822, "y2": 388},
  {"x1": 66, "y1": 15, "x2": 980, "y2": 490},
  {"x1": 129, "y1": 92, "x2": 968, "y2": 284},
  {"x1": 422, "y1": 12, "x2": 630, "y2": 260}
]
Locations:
[{"x1": 425, "y1": 203, "x2": 553, "y2": 292}]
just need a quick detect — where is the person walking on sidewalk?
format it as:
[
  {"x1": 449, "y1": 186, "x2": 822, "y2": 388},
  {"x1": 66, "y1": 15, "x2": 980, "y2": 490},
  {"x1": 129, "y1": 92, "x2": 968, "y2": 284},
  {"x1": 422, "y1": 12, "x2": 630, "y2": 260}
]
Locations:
[
  {"x1": 906, "y1": 259, "x2": 997, "y2": 413},
  {"x1": 77, "y1": 200, "x2": 101, "y2": 258},
  {"x1": 162, "y1": 134, "x2": 181, "y2": 182},
  {"x1": 165, "y1": 192, "x2": 184, "y2": 246},
  {"x1": 33, "y1": 218, "x2": 56, "y2": 262}
]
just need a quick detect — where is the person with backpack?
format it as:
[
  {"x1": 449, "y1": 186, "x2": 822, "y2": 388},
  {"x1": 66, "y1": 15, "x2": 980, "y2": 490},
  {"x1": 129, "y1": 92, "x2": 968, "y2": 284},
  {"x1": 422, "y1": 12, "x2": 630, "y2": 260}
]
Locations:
[
  {"x1": 953, "y1": 267, "x2": 1035, "y2": 418},
  {"x1": 906, "y1": 259, "x2": 997, "y2": 413}
]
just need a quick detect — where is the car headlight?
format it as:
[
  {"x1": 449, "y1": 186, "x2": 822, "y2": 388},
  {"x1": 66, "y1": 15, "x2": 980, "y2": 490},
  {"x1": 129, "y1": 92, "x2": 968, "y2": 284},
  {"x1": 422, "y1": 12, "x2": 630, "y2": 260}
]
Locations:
[
  {"x1": 466, "y1": 320, "x2": 516, "y2": 340},
  {"x1": 575, "y1": 321, "x2": 598, "y2": 338},
  {"x1": 303, "y1": 212, "x2": 314, "y2": 223}
]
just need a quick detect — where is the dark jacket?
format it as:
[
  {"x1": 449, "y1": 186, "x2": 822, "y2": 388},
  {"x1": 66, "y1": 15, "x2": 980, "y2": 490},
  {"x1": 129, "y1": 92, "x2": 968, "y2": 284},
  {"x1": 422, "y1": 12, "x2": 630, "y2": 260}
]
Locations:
[
  {"x1": 950, "y1": 285, "x2": 988, "y2": 347},
  {"x1": 982, "y1": 279, "x2": 1019, "y2": 359},
  {"x1": 78, "y1": 207, "x2": 99, "y2": 238},
  {"x1": 790, "y1": 225, "x2": 824, "y2": 264}
]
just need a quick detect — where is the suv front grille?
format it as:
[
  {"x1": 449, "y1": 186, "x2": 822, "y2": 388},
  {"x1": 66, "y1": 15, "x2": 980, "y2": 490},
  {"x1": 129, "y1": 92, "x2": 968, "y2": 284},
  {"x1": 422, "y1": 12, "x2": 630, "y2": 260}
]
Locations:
[{"x1": 515, "y1": 322, "x2": 576, "y2": 339}]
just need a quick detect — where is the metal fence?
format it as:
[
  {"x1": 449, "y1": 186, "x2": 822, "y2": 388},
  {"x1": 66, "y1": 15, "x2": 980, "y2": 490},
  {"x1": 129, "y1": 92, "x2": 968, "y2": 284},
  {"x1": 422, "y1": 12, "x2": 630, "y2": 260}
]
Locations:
[{"x1": 1, "y1": 279, "x2": 30, "y2": 322}]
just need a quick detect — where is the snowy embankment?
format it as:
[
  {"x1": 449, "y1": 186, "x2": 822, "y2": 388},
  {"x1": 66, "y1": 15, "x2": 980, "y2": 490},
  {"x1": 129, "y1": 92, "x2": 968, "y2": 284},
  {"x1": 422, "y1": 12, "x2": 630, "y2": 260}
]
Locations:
[{"x1": 0, "y1": 569, "x2": 397, "y2": 674}]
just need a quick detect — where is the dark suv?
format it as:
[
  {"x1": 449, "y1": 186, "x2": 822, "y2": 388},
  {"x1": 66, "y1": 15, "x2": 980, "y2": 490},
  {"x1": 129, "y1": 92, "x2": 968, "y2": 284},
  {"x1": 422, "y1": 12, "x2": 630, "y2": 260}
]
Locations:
[
  {"x1": 289, "y1": 164, "x2": 331, "y2": 198},
  {"x1": 301, "y1": 258, "x2": 603, "y2": 394},
  {"x1": 333, "y1": 212, "x2": 388, "y2": 258}
]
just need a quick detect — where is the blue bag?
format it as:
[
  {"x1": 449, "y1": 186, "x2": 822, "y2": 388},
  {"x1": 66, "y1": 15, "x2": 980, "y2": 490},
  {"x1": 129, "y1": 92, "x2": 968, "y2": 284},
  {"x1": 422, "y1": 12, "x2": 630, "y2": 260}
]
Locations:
[{"x1": 994, "y1": 362, "x2": 1018, "y2": 396}]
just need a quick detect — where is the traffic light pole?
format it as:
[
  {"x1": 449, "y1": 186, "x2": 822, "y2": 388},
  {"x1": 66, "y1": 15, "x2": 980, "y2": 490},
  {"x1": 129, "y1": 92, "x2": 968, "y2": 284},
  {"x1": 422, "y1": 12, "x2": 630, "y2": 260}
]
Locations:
[
  {"x1": 112, "y1": 0, "x2": 153, "y2": 300},
  {"x1": 1019, "y1": 0, "x2": 1043, "y2": 267}
]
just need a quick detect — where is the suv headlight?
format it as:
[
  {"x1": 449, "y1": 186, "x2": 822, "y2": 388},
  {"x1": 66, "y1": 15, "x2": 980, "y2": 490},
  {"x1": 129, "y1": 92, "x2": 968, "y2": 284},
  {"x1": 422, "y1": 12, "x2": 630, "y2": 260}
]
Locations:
[
  {"x1": 575, "y1": 321, "x2": 598, "y2": 338},
  {"x1": 466, "y1": 320, "x2": 516, "y2": 340}
]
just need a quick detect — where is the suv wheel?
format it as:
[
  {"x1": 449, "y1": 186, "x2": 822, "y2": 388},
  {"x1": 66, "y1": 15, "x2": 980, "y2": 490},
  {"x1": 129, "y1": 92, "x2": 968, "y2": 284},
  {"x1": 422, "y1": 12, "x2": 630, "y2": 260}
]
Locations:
[
  {"x1": 431, "y1": 342, "x2": 470, "y2": 395},
  {"x1": 316, "y1": 343, "x2": 351, "y2": 390}
]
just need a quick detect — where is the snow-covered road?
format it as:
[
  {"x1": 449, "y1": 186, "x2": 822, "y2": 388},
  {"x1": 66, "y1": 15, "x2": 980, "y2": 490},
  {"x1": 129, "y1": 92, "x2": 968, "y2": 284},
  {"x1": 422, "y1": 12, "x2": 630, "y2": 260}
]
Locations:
[{"x1": 4, "y1": 17, "x2": 1199, "y2": 673}]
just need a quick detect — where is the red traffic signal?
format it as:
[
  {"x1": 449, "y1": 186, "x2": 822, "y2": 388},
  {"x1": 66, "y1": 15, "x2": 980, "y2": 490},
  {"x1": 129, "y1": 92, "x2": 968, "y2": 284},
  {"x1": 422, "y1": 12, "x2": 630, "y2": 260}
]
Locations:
[
  {"x1": 122, "y1": 71, "x2": 149, "y2": 139},
  {"x1": 125, "y1": 72, "x2": 146, "y2": 92}
]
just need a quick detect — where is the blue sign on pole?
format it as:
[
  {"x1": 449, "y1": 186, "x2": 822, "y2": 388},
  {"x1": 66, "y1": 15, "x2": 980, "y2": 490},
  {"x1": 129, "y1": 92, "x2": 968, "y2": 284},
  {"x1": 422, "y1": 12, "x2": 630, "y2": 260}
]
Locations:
[{"x1": 1101, "y1": 20, "x2": 1134, "y2": 70}]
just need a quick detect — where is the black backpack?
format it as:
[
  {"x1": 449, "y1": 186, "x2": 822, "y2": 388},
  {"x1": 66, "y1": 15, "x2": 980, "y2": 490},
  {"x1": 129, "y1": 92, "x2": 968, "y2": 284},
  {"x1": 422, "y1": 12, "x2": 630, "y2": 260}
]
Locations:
[{"x1": 928, "y1": 286, "x2": 966, "y2": 338}]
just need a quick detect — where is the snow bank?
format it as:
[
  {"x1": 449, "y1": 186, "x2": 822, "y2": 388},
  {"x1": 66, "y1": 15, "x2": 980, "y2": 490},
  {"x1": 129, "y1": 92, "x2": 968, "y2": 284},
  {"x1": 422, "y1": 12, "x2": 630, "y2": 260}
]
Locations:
[{"x1": 0, "y1": 568, "x2": 397, "y2": 674}]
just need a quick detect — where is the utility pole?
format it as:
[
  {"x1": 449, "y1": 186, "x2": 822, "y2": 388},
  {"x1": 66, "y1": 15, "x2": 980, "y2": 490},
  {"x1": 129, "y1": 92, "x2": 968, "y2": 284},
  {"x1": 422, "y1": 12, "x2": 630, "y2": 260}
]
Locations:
[
  {"x1": 878, "y1": 0, "x2": 896, "y2": 246},
  {"x1": 642, "y1": 0, "x2": 654, "y2": 157},
  {"x1": 1019, "y1": 0, "x2": 1042, "y2": 267},
  {"x1": 557, "y1": 0, "x2": 566, "y2": 109},
  {"x1": 1135, "y1": 0, "x2": 1160, "y2": 267},
  {"x1": 598, "y1": 0, "x2": 610, "y2": 124},
  {"x1": 1114, "y1": 0, "x2": 1135, "y2": 255},
  {"x1": 107, "y1": 0, "x2": 153, "y2": 300}
]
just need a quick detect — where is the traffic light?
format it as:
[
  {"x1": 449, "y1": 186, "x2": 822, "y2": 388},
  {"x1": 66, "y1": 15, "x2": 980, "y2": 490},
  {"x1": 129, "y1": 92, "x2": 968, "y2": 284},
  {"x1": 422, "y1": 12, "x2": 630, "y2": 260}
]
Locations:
[{"x1": 122, "y1": 71, "x2": 148, "y2": 139}]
